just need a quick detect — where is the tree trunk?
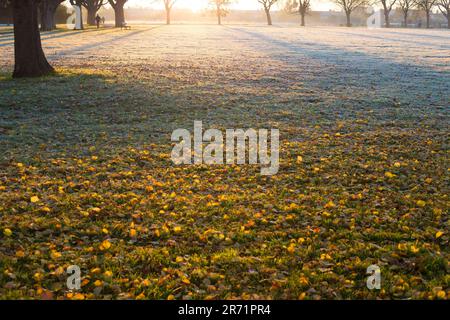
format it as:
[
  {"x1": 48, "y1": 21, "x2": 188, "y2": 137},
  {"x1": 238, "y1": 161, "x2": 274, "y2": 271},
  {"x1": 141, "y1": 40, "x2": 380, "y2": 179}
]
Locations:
[
  {"x1": 300, "y1": 11, "x2": 305, "y2": 26},
  {"x1": 346, "y1": 12, "x2": 351, "y2": 27},
  {"x1": 447, "y1": 14, "x2": 450, "y2": 29},
  {"x1": 87, "y1": 8, "x2": 96, "y2": 25},
  {"x1": 265, "y1": 8, "x2": 272, "y2": 25},
  {"x1": 384, "y1": 12, "x2": 390, "y2": 27},
  {"x1": 12, "y1": 0, "x2": 54, "y2": 78},
  {"x1": 39, "y1": 1, "x2": 57, "y2": 31},
  {"x1": 426, "y1": 10, "x2": 430, "y2": 28},
  {"x1": 166, "y1": 7, "x2": 170, "y2": 24},
  {"x1": 217, "y1": 6, "x2": 221, "y2": 25},
  {"x1": 403, "y1": 11, "x2": 408, "y2": 27},
  {"x1": 114, "y1": 3, "x2": 125, "y2": 27}
]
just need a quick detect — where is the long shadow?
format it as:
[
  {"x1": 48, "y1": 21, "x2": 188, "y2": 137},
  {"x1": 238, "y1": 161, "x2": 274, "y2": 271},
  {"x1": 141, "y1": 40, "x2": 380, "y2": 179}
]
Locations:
[
  {"x1": 0, "y1": 70, "x2": 181, "y2": 160},
  {"x1": 225, "y1": 26, "x2": 450, "y2": 76},
  {"x1": 323, "y1": 29, "x2": 450, "y2": 49},
  {"x1": 0, "y1": 27, "x2": 120, "y2": 47},
  {"x1": 223, "y1": 26, "x2": 450, "y2": 122},
  {"x1": 0, "y1": 28, "x2": 72, "y2": 41},
  {"x1": 378, "y1": 29, "x2": 450, "y2": 40},
  {"x1": 46, "y1": 27, "x2": 159, "y2": 56}
]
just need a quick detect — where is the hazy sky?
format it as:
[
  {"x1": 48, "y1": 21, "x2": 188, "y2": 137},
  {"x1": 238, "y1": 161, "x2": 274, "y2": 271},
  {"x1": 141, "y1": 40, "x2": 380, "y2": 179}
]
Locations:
[{"x1": 124, "y1": 0, "x2": 336, "y2": 12}]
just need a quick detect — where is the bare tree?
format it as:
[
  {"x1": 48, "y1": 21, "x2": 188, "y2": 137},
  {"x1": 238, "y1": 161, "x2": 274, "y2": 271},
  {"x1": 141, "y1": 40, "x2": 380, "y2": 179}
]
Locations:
[
  {"x1": 162, "y1": 0, "x2": 176, "y2": 25},
  {"x1": 210, "y1": 0, "x2": 231, "y2": 25},
  {"x1": 332, "y1": 0, "x2": 369, "y2": 27},
  {"x1": 380, "y1": 0, "x2": 397, "y2": 27},
  {"x1": 81, "y1": 0, "x2": 105, "y2": 26},
  {"x1": 258, "y1": 0, "x2": 278, "y2": 25},
  {"x1": 39, "y1": 0, "x2": 64, "y2": 31},
  {"x1": 437, "y1": 0, "x2": 450, "y2": 27},
  {"x1": 285, "y1": 0, "x2": 311, "y2": 26},
  {"x1": 108, "y1": 0, "x2": 127, "y2": 27},
  {"x1": 398, "y1": 0, "x2": 414, "y2": 27},
  {"x1": 416, "y1": 0, "x2": 436, "y2": 28},
  {"x1": 11, "y1": 0, "x2": 54, "y2": 77}
]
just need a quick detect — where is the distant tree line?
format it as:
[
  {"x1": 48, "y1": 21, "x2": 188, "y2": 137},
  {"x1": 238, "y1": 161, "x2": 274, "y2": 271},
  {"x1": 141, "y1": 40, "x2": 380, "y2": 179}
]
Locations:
[{"x1": 280, "y1": 0, "x2": 449, "y2": 28}]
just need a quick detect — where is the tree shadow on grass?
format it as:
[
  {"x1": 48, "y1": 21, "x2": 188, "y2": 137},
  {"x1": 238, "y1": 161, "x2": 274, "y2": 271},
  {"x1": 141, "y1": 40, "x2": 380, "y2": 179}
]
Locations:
[
  {"x1": 0, "y1": 69, "x2": 170, "y2": 161},
  {"x1": 0, "y1": 67, "x2": 270, "y2": 163}
]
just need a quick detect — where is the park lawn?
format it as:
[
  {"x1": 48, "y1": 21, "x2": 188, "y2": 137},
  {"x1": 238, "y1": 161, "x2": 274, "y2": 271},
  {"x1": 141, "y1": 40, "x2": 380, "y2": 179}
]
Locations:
[{"x1": 0, "y1": 26, "x2": 448, "y2": 299}]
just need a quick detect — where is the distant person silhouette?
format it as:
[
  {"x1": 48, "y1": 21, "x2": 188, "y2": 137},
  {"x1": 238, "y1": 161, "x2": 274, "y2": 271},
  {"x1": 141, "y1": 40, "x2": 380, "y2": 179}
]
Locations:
[{"x1": 95, "y1": 15, "x2": 101, "y2": 29}]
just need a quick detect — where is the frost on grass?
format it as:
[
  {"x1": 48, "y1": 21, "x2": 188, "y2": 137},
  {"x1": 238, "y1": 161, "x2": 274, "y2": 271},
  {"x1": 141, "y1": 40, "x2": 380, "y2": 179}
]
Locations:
[{"x1": 0, "y1": 26, "x2": 448, "y2": 300}]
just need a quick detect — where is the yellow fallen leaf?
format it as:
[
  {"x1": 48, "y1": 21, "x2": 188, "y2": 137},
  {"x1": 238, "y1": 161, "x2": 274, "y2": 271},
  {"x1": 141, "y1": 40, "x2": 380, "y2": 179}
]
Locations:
[
  {"x1": 72, "y1": 293, "x2": 85, "y2": 300},
  {"x1": 287, "y1": 244, "x2": 296, "y2": 254},
  {"x1": 100, "y1": 239, "x2": 111, "y2": 250},
  {"x1": 3, "y1": 228, "x2": 12, "y2": 237},
  {"x1": 136, "y1": 292, "x2": 146, "y2": 300},
  {"x1": 94, "y1": 280, "x2": 103, "y2": 287},
  {"x1": 142, "y1": 279, "x2": 151, "y2": 286},
  {"x1": 416, "y1": 200, "x2": 426, "y2": 207},
  {"x1": 50, "y1": 251, "x2": 62, "y2": 259},
  {"x1": 15, "y1": 250, "x2": 25, "y2": 258},
  {"x1": 91, "y1": 267, "x2": 101, "y2": 274},
  {"x1": 410, "y1": 245, "x2": 420, "y2": 253},
  {"x1": 385, "y1": 171, "x2": 395, "y2": 178},
  {"x1": 104, "y1": 270, "x2": 113, "y2": 277},
  {"x1": 80, "y1": 211, "x2": 89, "y2": 217},
  {"x1": 324, "y1": 201, "x2": 336, "y2": 208},
  {"x1": 30, "y1": 196, "x2": 40, "y2": 203},
  {"x1": 435, "y1": 231, "x2": 444, "y2": 239},
  {"x1": 33, "y1": 273, "x2": 43, "y2": 281}
]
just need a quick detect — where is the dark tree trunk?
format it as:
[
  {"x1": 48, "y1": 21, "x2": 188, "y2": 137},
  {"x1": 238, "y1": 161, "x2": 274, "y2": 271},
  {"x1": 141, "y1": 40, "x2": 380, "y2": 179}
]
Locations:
[
  {"x1": 265, "y1": 8, "x2": 272, "y2": 25},
  {"x1": 39, "y1": 1, "x2": 58, "y2": 31},
  {"x1": 345, "y1": 11, "x2": 351, "y2": 27},
  {"x1": 12, "y1": 0, "x2": 54, "y2": 78},
  {"x1": 165, "y1": 6, "x2": 170, "y2": 24},
  {"x1": 403, "y1": 11, "x2": 408, "y2": 27},
  {"x1": 299, "y1": 8, "x2": 306, "y2": 26},
  {"x1": 87, "y1": 8, "x2": 96, "y2": 25},
  {"x1": 384, "y1": 12, "x2": 390, "y2": 27},
  {"x1": 113, "y1": 3, "x2": 125, "y2": 27},
  {"x1": 426, "y1": 10, "x2": 430, "y2": 28}
]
